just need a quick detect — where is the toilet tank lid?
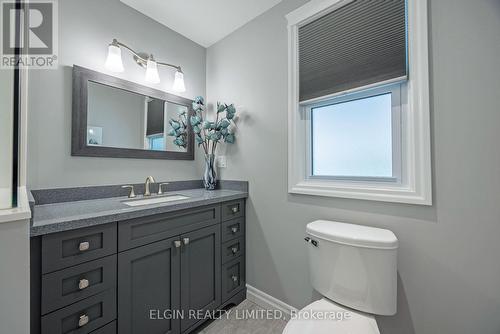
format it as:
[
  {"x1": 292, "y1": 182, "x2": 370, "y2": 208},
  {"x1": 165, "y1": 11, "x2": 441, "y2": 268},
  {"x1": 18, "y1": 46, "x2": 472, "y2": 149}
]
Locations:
[{"x1": 306, "y1": 220, "x2": 398, "y2": 249}]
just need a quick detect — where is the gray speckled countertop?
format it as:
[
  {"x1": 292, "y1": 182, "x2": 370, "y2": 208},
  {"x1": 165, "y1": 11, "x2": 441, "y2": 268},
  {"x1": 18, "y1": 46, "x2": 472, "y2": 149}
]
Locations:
[{"x1": 31, "y1": 188, "x2": 247, "y2": 236}]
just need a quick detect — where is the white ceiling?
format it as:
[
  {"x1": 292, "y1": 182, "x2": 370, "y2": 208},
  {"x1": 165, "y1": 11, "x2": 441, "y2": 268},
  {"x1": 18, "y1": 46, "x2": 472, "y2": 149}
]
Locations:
[{"x1": 120, "y1": 0, "x2": 283, "y2": 48}]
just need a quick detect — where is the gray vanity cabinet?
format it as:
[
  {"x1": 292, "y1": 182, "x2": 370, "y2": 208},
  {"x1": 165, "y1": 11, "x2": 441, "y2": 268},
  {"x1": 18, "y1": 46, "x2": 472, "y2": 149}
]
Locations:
[
  {"x1": 31, "y1": 200, "x2": 246, "y2": 334},
  {"x1": 180, "y1": 224, "x2": 221, "y2": 332},
  {"x1": 118, "y1": 225, "x2": 222, "y2": 334},
  {"x1": 117, "y1": 237, "x2": 181, "y2": 334}
]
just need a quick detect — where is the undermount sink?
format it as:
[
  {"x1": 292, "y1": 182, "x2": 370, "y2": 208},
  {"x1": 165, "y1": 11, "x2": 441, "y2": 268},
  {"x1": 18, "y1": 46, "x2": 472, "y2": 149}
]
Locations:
[{"x1": 122, "y1": 194, "x2": 190, "y2": 207}]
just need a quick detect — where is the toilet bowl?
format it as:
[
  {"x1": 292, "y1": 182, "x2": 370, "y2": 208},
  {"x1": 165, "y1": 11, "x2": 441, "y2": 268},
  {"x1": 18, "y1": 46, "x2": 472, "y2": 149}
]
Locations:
[{"x1": 283, "y1": 220, "x2": 398, "y2": 334}]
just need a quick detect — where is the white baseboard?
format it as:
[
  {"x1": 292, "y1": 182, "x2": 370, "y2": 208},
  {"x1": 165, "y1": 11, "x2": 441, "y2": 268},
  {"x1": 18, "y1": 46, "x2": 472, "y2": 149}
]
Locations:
[{"x1": 246, "y1": 284, "x2": 298, "y2": 319}]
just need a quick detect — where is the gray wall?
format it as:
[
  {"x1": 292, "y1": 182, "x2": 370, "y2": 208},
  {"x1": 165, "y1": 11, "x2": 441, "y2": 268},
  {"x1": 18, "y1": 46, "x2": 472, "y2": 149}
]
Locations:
[
  {"x1": 27, "y1": 0, "x2": 206, "y2": 189},
  {"x1": 206, "y1": 0, "x2": 500, "y2": 333},
  {"x1": 0, "y1": 219, "x2": 30, "y2": 334},
  {"x1": 0, "y1": 70, "x2": 14, "y2": 208}
]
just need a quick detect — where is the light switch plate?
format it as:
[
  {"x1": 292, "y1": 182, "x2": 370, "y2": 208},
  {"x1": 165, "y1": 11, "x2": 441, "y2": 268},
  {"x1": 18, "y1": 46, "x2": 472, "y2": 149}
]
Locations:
[{"x1": 217, "y1": 155, "x2": 227, "y2": 168}]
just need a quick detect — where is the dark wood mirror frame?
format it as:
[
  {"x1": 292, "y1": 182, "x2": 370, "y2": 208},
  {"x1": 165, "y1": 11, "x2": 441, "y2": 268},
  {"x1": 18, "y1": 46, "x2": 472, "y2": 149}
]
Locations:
[{"x1": 72, "y1": 65, "x2": 194, "y2": 160}]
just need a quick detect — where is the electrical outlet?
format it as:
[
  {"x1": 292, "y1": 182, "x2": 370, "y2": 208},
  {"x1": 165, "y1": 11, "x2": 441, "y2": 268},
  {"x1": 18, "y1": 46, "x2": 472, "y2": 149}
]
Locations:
[{"x1": 217, "y1": 156, "x2": 227, "y2": 168}]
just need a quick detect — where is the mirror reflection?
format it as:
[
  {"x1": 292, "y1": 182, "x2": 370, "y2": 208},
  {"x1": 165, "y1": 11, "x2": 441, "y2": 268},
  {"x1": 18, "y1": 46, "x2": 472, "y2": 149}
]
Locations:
[{"x1": 86, "y1": 81, "x2": 187, "y2": 152}]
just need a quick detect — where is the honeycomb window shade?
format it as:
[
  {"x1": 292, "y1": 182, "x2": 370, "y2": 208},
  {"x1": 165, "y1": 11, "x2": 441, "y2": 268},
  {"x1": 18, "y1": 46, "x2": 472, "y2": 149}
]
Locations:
[{"x1": 298, "y1": 0, "x2": 408, "y2": 102}]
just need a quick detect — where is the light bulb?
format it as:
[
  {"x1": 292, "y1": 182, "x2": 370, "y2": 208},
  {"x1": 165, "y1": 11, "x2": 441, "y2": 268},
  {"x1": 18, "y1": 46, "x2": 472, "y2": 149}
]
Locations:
[
  {"x1": 145, "y1": 58, "x2": 161, "y2": 84},
  {"x1": 104, "y1": 44, "x2": 124, "y2": 72},
  {"x1": 173, "y1": 69, "x2": 186, "y2": 93}
]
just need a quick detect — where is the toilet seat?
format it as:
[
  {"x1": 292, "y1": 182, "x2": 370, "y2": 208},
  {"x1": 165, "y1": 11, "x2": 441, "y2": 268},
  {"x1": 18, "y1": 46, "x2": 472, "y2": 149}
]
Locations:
[{"x1": 282, "y1": 299, "x2": 380, "y2": 334}]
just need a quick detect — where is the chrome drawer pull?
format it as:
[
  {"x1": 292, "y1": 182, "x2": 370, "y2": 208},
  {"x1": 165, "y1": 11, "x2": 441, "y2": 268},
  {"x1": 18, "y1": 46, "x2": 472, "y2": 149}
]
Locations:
[
  {"x1": 231, "y1": 227, "x2": 238, "y2": 234},
  {"x1": 183, "y1": 238, "x2": 190, "y2": 246},
  {"x1": 79, "y1": 241, "x2": 90, "y2": 252},
  {"x1": 231, "y1": 247, "x2": 238, "y2": 254},
  {"x1": 174, "y1": 240, "x2": 182, "y2": 248},
  {"x1": 78, "y1": 314, "x2": 89, "y2": 327},
  {"x1": 231, "y1": 275, "x2": 238, "y2": 283},
  {"x1": 231, "y1": 206, "x2": 239, "y2": 214},
  {"x1": 78, "y1": 278, "x2": 89, "y2": 290}
]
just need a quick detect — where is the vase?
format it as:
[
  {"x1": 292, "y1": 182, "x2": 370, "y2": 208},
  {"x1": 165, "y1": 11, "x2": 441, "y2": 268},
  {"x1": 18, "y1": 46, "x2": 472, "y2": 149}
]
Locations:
[{"x1": 203, "y1": 154, "x2": 217, "y2": 190}]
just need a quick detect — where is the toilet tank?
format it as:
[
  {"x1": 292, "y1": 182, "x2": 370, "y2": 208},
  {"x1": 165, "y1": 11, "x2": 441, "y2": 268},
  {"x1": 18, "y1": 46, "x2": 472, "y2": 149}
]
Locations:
[{"x1": 306, "y1": 220, "x2": 398, "y2": 316}]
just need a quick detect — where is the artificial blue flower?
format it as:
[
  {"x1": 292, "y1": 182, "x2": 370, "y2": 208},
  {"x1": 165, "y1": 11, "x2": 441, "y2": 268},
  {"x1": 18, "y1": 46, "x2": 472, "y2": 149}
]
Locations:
[
  {"x1": 193, "y1": 125, "x2": 201, "y2": 134},
  {"x1": 217, "y1": 103, "x2": 226, "y2": 113},
  {"x1": 224, "y1": 133, "x2": 235, "y2": 144},
  {"x1": 194, "y1": 96, "x2": 205, "y2": 105},
  {"x1": 219, "y1": 119, "x2": 230, "y2": 129},
  {"x1": 170, "y1": 121, "x2": 181, "y2": 130},
  {"x1": 226, "y1": 104, "x2": 236, "y2": 115},
  {"x1": 174, "y1": 137, "x2": 185, "y2": 147},
  {"x1": 190, "y1": 115, "x2": 201, "y2": 126},
  {"x1": 210, "y1": 132, "x2": 222, "y2": 141},
  {"x1": 203, "y1": 121, "x2": 215, "y2": 129}
]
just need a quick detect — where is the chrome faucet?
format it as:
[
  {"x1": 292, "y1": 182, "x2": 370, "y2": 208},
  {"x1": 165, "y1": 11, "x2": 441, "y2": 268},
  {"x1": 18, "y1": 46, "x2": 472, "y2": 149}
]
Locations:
[{"x1": 144, "y1": 176, "x2": 156, "y2": 196}]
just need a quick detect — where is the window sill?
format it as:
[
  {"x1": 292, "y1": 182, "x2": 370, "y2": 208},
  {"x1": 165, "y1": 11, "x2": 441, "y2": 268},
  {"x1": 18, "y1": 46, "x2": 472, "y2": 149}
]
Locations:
[
  {"x1": 289, "y1": 179, "x2": 432, "y2": 205},
  {"x1": 0, "y1": 187, "x2": 32, "y2": 224}
]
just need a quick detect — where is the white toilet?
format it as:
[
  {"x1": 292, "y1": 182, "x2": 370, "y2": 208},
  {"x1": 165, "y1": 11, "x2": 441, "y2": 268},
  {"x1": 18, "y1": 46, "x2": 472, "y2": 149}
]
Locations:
[{"x1": 283, "y1": 220, "x2": 399, "y2": 334}]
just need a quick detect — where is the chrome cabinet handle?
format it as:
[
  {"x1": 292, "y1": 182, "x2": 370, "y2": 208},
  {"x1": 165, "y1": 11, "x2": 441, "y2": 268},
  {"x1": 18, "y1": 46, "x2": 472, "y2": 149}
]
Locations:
[
  {"x1": 231, "y1": 227, "x2": 238, "y2": 234},
  {"x1": 183, "y1": 238, "x2": 190, "y2": 245},
  {"x1": 231, "y1": 247, "x2": 238, "y2": 254},
  {"x1": 231, "y1": 206, "x2": 239, "y2": 214},
  {"x1": 174, "y1": 240, "x2": 182, "y2": 248},
  {"x1": 157, "y1": 183, "x2": 170, "y2": 195},
  {"x1": 78, "y1": 314, "x2": 89, "y2": 327},
  {"x1": 231, "y1": 275, "x2": 238, "y2": 283},
  {"x1": 121, "y1": 185, "x2": 136, "y2": 198},
  {"x1": 78, "y1": 278, "x2": 89, "y2": 290},
  {"x1": 79, "y1": 241, "x2": 90, "y2": 252}
]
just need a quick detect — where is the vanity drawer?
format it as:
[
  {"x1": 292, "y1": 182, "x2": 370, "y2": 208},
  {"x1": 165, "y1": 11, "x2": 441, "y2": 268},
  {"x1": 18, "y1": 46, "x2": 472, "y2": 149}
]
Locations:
[
  {"x1": 41, "y1": 289, "x2": 116, "y2": 334},
  {"x1": 222, "y1": 237, "x2": 245, "y2": 264},
  {"x1": 42, "y1": 224, "x2": 117, "y2": 274},
  {"x1": 118, "y1": 204, "x2": 220, "y2": 251},
  {"x1": 222, "y1": 200, "x2": 244, "y2": 221},
  {"x1": 41, "y1": 255, "x2": 117, "y2": 315},
  {"x1": 221, "y1": 218, "x2": 244, "y2": 242},
  {"x1": 222, "y1": 257, "x2": 245, "y2": 301},
  {"x1": 90, "y1": 321, "x2": 116, "y2": 334}
]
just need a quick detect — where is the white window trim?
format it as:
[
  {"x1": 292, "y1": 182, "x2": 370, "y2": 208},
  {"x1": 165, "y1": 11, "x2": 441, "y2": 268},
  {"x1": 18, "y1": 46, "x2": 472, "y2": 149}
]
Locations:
[{"x1": 286, "y1": 0, "x2": 432, "y2": 205}]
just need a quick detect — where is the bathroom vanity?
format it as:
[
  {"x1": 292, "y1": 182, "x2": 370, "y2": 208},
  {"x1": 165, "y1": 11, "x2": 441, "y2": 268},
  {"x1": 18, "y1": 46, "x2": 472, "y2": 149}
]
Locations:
[{"x1": 29, "y1": 182, "x2": 248, "y2": 334}]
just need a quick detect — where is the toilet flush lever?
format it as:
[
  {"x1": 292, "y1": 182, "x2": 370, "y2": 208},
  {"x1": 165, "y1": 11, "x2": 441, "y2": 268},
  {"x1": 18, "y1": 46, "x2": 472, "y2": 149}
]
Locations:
[{"x1": 304, "y1": 237, "x2": 318, "y2": 247}]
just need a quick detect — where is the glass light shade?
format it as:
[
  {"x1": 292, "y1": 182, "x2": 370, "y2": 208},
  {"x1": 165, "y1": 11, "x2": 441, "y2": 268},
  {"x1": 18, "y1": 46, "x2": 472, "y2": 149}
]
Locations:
[
  {"x1": 104, "y1": 44, "x2": 124, "y2": 72},
  {"x1": 145, "y1": 59, "x2": 161, "y2": 84},
  {"x1": 173, "y1": 70, "x2": 186, "y2": 92}
]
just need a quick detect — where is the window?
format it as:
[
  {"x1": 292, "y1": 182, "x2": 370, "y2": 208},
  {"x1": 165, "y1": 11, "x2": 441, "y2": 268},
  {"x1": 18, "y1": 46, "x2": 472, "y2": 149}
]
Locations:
[
  {"x1": 147, "y1": 134, "x2": 165, "y2": 151},
  {"x1": 309, "y1": 86, "x2": 401, "y2": 180},
  {"x1": 287, "y1": 0, "x2": 432, "y2": 205}
]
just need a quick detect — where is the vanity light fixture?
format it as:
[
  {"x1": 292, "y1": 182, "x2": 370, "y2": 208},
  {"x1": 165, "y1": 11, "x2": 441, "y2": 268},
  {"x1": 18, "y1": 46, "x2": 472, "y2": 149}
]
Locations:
[{"x1": 104, "y1": 39, "x2": 186, "y2": 92}]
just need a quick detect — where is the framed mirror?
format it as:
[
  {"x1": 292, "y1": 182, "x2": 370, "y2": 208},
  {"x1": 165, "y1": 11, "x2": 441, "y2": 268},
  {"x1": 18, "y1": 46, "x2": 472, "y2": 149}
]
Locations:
[{"x1": 72, "y1": 65, "x2": 194, "y2": 160}]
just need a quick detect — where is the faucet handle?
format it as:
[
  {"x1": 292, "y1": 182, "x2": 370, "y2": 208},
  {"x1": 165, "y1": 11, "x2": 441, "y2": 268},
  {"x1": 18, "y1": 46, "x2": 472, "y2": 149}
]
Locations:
[
  {"x1": 158, "y1": 183, "x2": 170, "y2": 195},
  {"x1": 121, "y1": 185, "x2": 136, "y2": 198}
]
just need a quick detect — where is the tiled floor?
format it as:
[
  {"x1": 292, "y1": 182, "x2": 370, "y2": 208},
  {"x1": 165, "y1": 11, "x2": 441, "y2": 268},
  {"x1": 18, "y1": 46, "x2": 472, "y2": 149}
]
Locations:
[{"x1": 195, "y1": 300, "x2": 288, "y2": 334}]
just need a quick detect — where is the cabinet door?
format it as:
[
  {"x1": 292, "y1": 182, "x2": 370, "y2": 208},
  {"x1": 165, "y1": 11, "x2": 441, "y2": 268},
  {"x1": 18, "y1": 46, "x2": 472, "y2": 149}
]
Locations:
[
  {"x1": 118, "y1": 237, "x2": 181, "y2": 334},
  {"x1": 180, "y1": 225, "x2": 221, "y2": 332}
]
